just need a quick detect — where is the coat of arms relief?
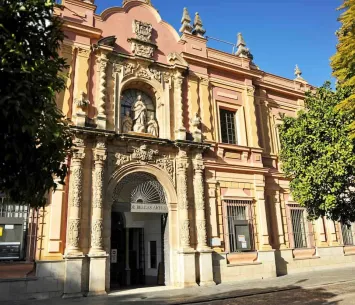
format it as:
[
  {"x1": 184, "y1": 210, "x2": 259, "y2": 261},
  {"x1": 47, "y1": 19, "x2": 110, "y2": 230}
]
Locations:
[
  {"x1": 128, "y1": 20, "x2": 157, "y2": 58},
  {"x1": 109, "y1": 145, "x2": 175, "y2": 182}
]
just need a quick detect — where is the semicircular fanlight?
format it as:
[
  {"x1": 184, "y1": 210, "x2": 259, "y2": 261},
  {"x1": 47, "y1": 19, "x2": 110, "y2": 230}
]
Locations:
[{"x1": 131, "y1": 180, "x2": 166, "y2": 204}]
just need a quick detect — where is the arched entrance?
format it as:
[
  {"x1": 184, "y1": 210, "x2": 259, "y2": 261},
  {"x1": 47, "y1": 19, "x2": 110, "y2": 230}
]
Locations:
[{"x1": 106, "y1": 166, "x2": 177, "y2": 290}]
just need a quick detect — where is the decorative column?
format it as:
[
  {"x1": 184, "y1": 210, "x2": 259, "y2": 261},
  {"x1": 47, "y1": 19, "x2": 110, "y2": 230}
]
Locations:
[
  {"x1": 88, "y1": 137, "x2": 108, "y2": 296},
  {"x1": 176, "y1": 148, "x2": 197, "y2": 287},
  {"x1": 174, "y1": 72, "x2": 186, "y2": 140},
  {"x1": 64, "y1": 135, "x2": 85, "y2": 298},
  {"x1": 96, "y1": 51, "x2": 109, "y2": 130},
  {"x1": 193, "y1": 152, "x2": 215, "y2": 286},
  {"x1": 273, "y1": 190, "x2": 286, "y2": 249}
]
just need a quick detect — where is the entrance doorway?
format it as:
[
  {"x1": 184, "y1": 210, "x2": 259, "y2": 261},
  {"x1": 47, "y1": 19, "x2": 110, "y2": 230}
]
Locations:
[{"x1": 110, "y1": 172, "x2": 169, "y2": 289}]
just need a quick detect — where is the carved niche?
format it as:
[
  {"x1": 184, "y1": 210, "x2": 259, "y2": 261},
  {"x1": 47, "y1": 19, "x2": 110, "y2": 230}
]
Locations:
[{"x1": 128, "y1": 20, "x2": 157, "y2": 58}]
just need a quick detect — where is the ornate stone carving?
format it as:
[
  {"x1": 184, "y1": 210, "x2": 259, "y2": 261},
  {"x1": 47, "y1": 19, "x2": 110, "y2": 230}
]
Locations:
[
  {"x1": 97, "y1": 55, "x2": 109, "y2": 118},
  {"x1": 156, "y1": 155, "x2": 174, "y2": 178},
  {"x1": 180, "y1": 219, "x2": 190, "y2": 247},
  {"x1": 194, "y1": 159, "x2": 205, "y2": 210},
  {"x1": 112, "y1": 62, "x2": 122, "y2": 77},
  {"x1": 235, "y1": 33, "x2": 253, "y2": 60},
  {"x1": 132, "y1": 145, "x2": 158, "y2": 162},
  {"x1": 77, "y1": 48, "x2": 90, "y2": 57},
  {"x1": 191, "y1": 113, "x2": 202, "y2": 142},
  {"x1": 147, "y1": 115, "x2": 159, "y2": 137},
  {"x1": 68, "y1": 219, "x2": 80, "y2": 248},
  {"x1": 91, "y1": 219, "x2": 103, "y2": 248},
  {"x1": 74, "y1": 91, "x2": 89, "y2": 109},
  {"x1": 69, "y1": 167, "x2": 83, "y2": 208},
  {"x1": 124, "y1": 62, "x2": 136, "y2": 76},
  {"x1": 96, "y1": 138, "x2": 107, "y2": 149},
  {"x1": 197, "y1": 219, "x2": 207, "y2": 247},
  {"x1": 177, "y1": 161, "x2": 188, "y2": 210},
  {"x1": 247, "y1": 86, "x2": 255, "y2": 96},
  {"x1": 150, "y1": 68, "x2": 161, "y2": 81},
  {"x1": 73, "y1": 136, "x2": 85, "y2": 147},
  {"x1": 115, "y1": 152, "x2": 130, "y2": 166},
  {"x1": 133, "y1": 20, "x2": 153, "y2": 42},
  {"x1": 122, "y1": 111, "x2": 133, "y2": 133},
  {"x1": 130, "y1": 42, "x2": 155, "y2": 58},
  {"x1": 136, "y1": 67, "x2": 151, "y2": 79},
  {"x1": 93, "y1": 155, "x2": 106, "y2": 208}
]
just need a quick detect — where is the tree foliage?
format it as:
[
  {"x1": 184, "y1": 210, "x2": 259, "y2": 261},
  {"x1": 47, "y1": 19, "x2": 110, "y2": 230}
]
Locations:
[
  {"x1": 0, "y1": 0, "x2": 72, "y2": 208},
  {"x1": 279, "y1": 83, "x2": 355, "y2": 223},
  {"x1": 331, "y1": 0, "x2": 355, "y2": 117}
]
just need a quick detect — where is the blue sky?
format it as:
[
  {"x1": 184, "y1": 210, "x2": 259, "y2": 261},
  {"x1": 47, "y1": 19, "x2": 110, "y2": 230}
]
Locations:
[{"x1": 95, "y1": 0, "x2": 342, "y2": 87}]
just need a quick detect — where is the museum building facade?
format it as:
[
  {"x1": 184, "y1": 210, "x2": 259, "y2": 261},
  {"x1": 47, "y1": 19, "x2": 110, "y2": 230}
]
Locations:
[{"x1": 1, "y1": 0, "x2": 355, "y2": 300}]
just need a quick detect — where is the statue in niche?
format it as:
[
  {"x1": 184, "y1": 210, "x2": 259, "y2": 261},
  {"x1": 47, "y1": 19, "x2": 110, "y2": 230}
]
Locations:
[
  {"x1": 122, "y1": 111, "x2": 133, "y2": 133},
  {"x1": 147, "y1": 114, "x2": 159, "y2": 137},
  {"x1": 131, "y1": 95, "x2": 147, "y2": 133}
]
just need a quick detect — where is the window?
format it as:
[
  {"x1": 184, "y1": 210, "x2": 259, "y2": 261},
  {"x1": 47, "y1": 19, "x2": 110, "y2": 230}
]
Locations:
[
  {"x1": 341, "y1": 223, "x2": 354, "y2": 246},
  {"x1": 220, "y1": 109, "x2": 237, "y2": 144},
  {"x1": 287, "y1": 204, "x2": 313, "y2": 249},
  {"x1": 149, "y1": 241, "x2": 157, "y2": 269},
  {"x1": 225, "y1": 200, "x2": 255, "y2": 252}
]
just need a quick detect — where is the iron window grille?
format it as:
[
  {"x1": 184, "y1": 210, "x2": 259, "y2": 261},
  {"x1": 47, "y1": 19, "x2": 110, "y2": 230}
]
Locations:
[
  {"x1": 287, "y1": 204, "x2": 314, "y2": 249},
  {"x1": 220, "y1": 109, "x2": 237, "y2": 144},
  {"x1": 341, "y1": 223, "x2": 354, "y2": 246},
  {"x1": 223, "y1": 200, "x2": 255, "y2": 253}
]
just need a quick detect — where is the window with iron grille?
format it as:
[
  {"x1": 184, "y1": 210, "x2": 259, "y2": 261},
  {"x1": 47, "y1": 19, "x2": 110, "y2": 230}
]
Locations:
[
  {"x1": 341, "y1": 223, "x2": 354, "y2": 246},
  {"x1": 225, "y1": 200, "x2": 255, "y2": 252},
  {"x1": 289, "y1": 205, "x2": 308, "y2": 248},
  {"x1": 220, "y1": 109, "x2": 237, "y2": 144}
]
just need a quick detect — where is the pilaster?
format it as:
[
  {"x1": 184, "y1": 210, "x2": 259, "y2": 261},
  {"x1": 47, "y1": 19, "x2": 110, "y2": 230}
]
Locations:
[
  {"x1": 273, "y1": 190, "x2": 287, "y2": 249},
  {"x1": 254, "y1": 175, "x2": 272, "y2": 251},
  {"x1": 174, "y1": 72, "x2": 186, "y2": 140},
  {"x1": 193, "y1": 152, "x2": 215, "y2": 286},
  {"x1": 177, "y1": 148, "x2": 197, "y2": 287},
  {"x1": 96, "y1": 51, "x2": 109, "y2": 129},
  {"x1": 244, "y1": 86, "x2": 260, "y2": 148},
  {"x1": 72, "y1": 47, "x2": 90, "y2": 126}
]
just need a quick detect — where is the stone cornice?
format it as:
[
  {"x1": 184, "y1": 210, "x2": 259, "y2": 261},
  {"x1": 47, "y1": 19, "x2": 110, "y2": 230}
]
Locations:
[
  {"x1": 62, "y1": 19, "x2": 102, "y2": 39},
  {"x1": 205, "y1": 162, "x2": 269, "y2": 174},
  {"x1": 182, "y1": 52, "x2": 261, "y2": 79}
]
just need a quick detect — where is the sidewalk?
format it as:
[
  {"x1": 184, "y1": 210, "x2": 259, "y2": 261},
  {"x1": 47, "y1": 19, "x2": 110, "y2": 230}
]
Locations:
[{"x1": 5, "y1": 266, "x2": 355, "y2": 305}]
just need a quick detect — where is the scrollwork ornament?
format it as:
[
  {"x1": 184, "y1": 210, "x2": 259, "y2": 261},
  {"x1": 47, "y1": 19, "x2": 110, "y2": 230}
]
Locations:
[
  {"x1": 156, "y1": 155, "x2": 174, "y2": 178},
  {"x1": 68, "y1": 219, "x2": 80, "y2": 248},
  {"x1": 93, "y1": 165, "x2": 104, "y2": 209},
  {"x1": 180, "y1": 219, "x2": 190, "y2": 247},
  {"x1": 197, "y1": 219, "x2": 207, "y2": 247},
  {"x1": 132, "y1": 145, "x2": 158, "y2": 162},
  {"x1": 115, "y1": 153, "x2": 130, "y2": 166},
  {"x1": 91, "y1": 219, "x2": 103, "y2": 248},
  {"x1": 70, "y1": 167, "x2": 83, "y2": 207}
]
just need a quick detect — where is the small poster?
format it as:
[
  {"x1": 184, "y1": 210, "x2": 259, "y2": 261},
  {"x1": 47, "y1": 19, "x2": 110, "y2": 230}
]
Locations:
[
  {"x1": 241, "y1": 241, "x2": 247, "y2": 249},
  {"x1": 0, "y1": 227, "x2": 3, "y2": 237},
  {"x1": 238, "y1": 235, "x2": 246, "y2": 242},
  {"x1": 111, "y1": 249, "x2": 117, "y2": 263},
  {"x1": 4, "y1": 225, "x2": 14, "y2": 230}
]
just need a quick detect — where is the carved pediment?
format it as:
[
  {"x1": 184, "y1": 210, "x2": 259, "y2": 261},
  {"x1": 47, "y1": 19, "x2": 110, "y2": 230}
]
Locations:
[{"x1": 167, "y1": 52, "x2": 189, "y2": 69}]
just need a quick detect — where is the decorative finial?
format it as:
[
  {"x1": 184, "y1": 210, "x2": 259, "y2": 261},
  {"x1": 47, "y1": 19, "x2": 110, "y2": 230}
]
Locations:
[
  {"x1": 294, "y1": 64, "x2": 304, "y2": 80},
  {"x1": 192, "y1": 12, "x2": 206, "y2": 37},
  {"x1": 179, "y1": 7, "x2": 193, "y2": 34},
  {"x1": 235, "y1": 33, "x2": 253, "y2": 60}
]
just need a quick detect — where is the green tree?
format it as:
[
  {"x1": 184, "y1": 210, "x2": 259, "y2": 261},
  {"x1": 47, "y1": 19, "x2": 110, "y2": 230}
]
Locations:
[
  {"x1": 331, "y1": 0, "x2": 355, "y2": 114},
  {"x1": 279, "y1": 83, "x2": 355, "y2": 223},
  {"x1": 0, "y1": 0, "x2": 72, "y2": 208}
]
